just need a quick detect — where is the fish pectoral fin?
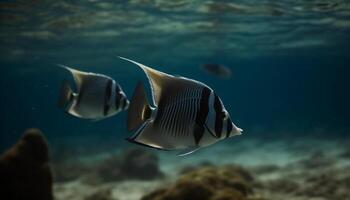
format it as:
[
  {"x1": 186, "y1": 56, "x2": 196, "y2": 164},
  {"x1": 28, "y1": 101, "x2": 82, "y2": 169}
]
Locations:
[
  {"x1": 177, "y1": 146, "x2": 200, "y2": 157},
  {"x1": 126, "y1": 137, "x2": 169, "y2": 151}
]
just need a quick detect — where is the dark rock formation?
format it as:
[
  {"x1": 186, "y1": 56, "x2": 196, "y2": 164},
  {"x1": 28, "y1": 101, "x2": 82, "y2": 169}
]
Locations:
[
  {"x1": 141, "y1": 165, "x2": 254, "y2": 200},
  {"x1": 0, "y1": 128, "x2": 53, "y2": 200}
]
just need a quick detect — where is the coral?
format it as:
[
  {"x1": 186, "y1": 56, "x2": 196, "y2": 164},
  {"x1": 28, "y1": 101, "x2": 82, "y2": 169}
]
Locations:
[
  {"x1": 141, "y1": 165, "x2": 254, "y2": 200},
  {"x1": 0, "y1": 128, "x2": 53, "y2": 200}
]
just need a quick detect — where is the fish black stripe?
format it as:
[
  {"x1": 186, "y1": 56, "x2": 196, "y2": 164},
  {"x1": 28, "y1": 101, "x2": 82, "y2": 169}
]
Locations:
[
  {"x1": 122, "y1": 97, "x2": 127, "y2": 110},
  {"x1": 214, "y1": 94, "x2": 223, "y2": 138},
  {"x1": 194, "y1": 87, "x2": 210, "y2": 145},
  {"x1": 115, "y1": 84, "x2": 122, "y2": 111},
  {"x1": 226, "y1": 118, "x2": 233, "y2": 138},
  {"x1": 104, "y1": 80, "x2": 113, "y2": 116}
]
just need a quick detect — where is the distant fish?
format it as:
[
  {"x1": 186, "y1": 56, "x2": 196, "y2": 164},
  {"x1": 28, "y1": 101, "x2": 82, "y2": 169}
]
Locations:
[
  {"x1": 120, "y1": 57, "x2": 243, "y2": 156},
  {"x1": 201, "y1": 64, "x2": 232, "y2": 79},
  {"x1": 58, "y1": 65, "x2": 129, "y2": 120}
]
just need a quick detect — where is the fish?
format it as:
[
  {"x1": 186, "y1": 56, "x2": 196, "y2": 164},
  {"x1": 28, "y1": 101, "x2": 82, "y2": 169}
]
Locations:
[
  {"x1": 58, "y1": 65, "x2": 129, "y2": 120},
  {"x1": 201, "y1": 64, "x2": 232, "y2": 79},
  {"x1": 120, "y1": 57, "x2": 243, "y2": 156}
]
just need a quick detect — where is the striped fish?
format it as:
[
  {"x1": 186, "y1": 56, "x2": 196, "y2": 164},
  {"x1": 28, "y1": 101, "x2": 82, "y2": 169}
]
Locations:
[
  {"x1": 58, "y1": 65, "x2": 129, "y2": 120},
  {"x1": 120, "y1": 57, "x2": 243, "y2": 156}
]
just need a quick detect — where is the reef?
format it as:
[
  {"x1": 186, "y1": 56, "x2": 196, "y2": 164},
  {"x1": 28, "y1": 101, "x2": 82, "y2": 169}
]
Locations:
[
  {"x1": 141, "y1": 165, "x2": 254, "y2": 200},
  {"x1": 0, "y1": 128, "x2": 53, "y2": 200}
]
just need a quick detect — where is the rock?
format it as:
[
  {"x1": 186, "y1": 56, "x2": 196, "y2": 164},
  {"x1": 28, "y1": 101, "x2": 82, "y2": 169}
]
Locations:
[
  {"x1": 211, "y1": 188, "x2": 246, "y2": 200},
  {"x1": 85, "y1": 188, "x2": 115, "y2": 200},
  {"x1": 85, "y1": 147, "x2": 163, "y2": 184},
  {"x1": 120, "y1": 148, "x2": 163, "y2": 180},
  {"x1": 141, "y1": 165, "x2": 254, "y2": 200},
  {"x1": 0, "y1": 128, "x2": 53, "y2": 200}
]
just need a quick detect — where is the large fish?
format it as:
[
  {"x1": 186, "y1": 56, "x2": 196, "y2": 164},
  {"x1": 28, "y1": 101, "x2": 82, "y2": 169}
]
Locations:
[
  {"x1": 120, "y1": 57, "x2": 243, "y2": 156},
  {"x1": 58, "y1": 65, "x2": 129, "y2": 120}
]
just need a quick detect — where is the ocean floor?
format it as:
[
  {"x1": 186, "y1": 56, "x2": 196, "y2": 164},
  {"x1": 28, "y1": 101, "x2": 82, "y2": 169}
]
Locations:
[{"x1": 53, "y1": 136, "x2": 350, "y2": 200}]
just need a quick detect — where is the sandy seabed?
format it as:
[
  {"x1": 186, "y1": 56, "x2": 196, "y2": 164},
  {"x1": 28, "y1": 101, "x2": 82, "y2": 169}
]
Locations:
[{"x1": 53, "y1": 136, "x2": 350, "y2": 200}]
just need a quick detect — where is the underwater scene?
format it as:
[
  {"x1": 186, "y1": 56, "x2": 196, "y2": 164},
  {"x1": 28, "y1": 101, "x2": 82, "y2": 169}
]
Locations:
[{"x1": 1, "y1": 0, "x2": 350, "y2": 199}]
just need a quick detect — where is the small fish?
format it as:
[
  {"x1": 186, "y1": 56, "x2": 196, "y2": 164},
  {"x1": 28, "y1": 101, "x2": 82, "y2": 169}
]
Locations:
[
  {"x1": 120, "y1": 57, "x2": 243, "y2": 156},
  {"x1": 58, "y1": 65, "x2": 129, "y2": 120},
  {"x1": 202, "y1": 64, "x2": 232, "y2": 79}
]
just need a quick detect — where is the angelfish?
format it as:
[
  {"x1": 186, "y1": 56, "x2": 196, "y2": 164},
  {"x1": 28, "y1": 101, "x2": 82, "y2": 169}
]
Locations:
[
  {"x1": 120, "y1": 57, "x2": 243, "y2": 156},
  {"x1": 58, "y1": 65, "x2": 129, "y2": 120}
]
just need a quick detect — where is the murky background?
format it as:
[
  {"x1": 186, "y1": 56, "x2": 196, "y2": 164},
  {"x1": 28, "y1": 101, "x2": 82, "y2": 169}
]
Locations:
[{"x1": 0, "y1": 1, "x2": 349, "y2": 200}]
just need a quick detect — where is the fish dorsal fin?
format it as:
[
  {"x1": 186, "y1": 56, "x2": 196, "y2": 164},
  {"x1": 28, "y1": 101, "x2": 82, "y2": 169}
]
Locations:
[
  {"x1": 119, "y1": 57, "x2": 172, "y2": 106},
  {"x1": 58, "y1": 64, "x2": 87, "y2": 91}
]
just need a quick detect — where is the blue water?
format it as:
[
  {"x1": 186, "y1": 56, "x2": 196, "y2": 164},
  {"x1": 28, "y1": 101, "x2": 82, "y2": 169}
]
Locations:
[{"x1": 1, "y1": 0, "x2": 350, "y2": 152}]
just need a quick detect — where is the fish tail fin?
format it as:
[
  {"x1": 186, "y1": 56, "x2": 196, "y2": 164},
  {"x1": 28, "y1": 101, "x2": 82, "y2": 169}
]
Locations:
[
  {"x1": 58, "y1": 80, "x2": 74, "y2": 108},
  {"x1": 128, "y1": 82, "x2": 153, "y2": 132}
]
